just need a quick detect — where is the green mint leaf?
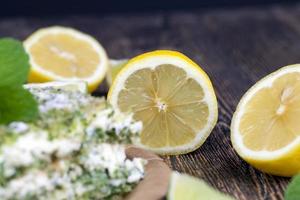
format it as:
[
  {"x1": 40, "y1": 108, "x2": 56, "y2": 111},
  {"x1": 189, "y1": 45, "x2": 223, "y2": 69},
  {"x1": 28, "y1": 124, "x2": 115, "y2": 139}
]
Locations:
[
  {"x1": 0, "y1": 38, "x2": 30, "y2": 87},
  {"x1": 0, "y1": 37, "x2": 39, "y2": 124},
  {"x1": 285, "y1": 174, "x2": 300, "y2": 200},
  {"x1": 0, "y1": 85, "x2": 38, "y2": 124}
]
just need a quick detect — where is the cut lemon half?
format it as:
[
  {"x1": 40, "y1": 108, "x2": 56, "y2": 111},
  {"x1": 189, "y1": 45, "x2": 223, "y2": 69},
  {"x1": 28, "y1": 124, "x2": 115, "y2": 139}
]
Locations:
[
  {"x1": 24, "y1": 26, "x2": 108, "y2": 92},
  {"x1": 231, "y1": 64, "x2": 300, "y2": 176},
  {"x1": 108, "y1": 50, "x2": 218, "y2": 155},
  {"x1": 168, "y1": 172, "x2": 234, "y2": 200}
]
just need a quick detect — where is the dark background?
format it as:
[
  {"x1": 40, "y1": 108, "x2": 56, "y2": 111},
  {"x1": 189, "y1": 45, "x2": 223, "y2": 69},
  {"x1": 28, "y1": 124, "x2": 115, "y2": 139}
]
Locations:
[{"x1": 1, "y1": 0, "x2": 299, "y2": 17}]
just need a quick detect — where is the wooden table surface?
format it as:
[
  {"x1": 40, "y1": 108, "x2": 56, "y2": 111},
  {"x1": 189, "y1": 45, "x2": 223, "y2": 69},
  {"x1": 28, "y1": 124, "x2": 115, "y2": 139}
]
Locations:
[{"x1": 1, "y1": 2, "x2": 300, "y2": 199}]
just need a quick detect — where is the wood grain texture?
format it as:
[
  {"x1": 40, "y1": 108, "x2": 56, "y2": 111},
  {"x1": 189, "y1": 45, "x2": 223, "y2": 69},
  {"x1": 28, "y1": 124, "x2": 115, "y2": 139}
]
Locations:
[{"x1": 1, "y1": 3, "x2": 300, "y2": 199}]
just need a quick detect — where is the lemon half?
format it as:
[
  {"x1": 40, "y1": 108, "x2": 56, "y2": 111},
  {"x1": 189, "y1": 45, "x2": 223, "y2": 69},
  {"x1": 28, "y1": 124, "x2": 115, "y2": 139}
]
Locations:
[
  {"x1": 108, "y1": 50, "x2": 218, "y2": 155},
  {"x1": 231, "y1": 64, "x2": 300, "y2": 176},
  {"x1": 24, "y1": 26, "x2": 108, "y2": 92}
]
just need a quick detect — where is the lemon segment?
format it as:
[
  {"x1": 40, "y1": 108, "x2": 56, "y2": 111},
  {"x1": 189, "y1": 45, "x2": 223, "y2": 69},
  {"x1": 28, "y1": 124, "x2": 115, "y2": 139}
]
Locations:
[
  {"x1": 108, "y1": 50, "x2": 218, "y2": 155},
  {"x1": 24, "y1": 26, "x2": 108, "y2": 92},
  {"x1": 168, "y1": 172, "x2": 234, "y2": 200},
  {"x1": 231, "y1": 64, "x2": 300, "y2": 176}
]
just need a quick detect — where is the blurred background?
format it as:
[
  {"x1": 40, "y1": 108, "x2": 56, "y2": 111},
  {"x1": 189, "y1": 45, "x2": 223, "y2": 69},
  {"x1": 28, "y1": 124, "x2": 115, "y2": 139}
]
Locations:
[
  {"x1": 1, "y1": 0, "x2": 299, "y2": 94},
  {"x1": 0, "y1": 0, "x2": 299, "y2": 16}
]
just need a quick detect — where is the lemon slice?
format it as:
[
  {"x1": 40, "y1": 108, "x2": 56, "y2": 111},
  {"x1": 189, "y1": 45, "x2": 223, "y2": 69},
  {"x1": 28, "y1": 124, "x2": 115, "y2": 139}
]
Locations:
[
  {"x1": 108, "y1": 50, "x2": 218, "y2": 155},
  {"x1": 106, "y1": 59, "x2": 128, "y2": 86},
  {"x1": 168, "y1": 172, "x2": 234, "y2": 200},
  {"x1": 231, "y1": 64, "x2": 300, "y2": 176},
  {"x1": 24, "y1": 26, "x2": 108, "y2": 92}
]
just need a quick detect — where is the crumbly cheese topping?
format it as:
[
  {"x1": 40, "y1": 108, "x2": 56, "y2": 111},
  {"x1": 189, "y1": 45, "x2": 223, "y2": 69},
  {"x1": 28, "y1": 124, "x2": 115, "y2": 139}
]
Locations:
[
  {"x1": 28, "y1": 87, "x2": 91, "y2": 113},
  {"x1": 0, "y1": 86, "x2": 145, "y2": 200}
]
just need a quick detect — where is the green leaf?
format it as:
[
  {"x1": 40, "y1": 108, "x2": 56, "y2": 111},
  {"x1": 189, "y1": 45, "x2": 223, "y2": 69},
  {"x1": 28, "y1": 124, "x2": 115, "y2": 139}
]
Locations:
[
  {"x1": 285, "y1": 174, "x2": 300, "y2": 200},
  {"x1": 0, "y1": 85, "x2": 38, "y2": 124},
  {"x1": 0, "y1": 38, "x2": 30, "y2": 87},
  {"x1": 0, "y1": 37, "x2": 38, "y2": 124}
]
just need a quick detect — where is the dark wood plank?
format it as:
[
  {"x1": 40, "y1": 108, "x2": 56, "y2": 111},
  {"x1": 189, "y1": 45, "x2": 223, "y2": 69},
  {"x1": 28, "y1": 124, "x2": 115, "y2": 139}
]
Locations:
[
  {"x1": 0, "y1": 2, "x2": 300, "y2": 199},
  {"x1": 163, "y1": 4, "x2": 300, "y2": 200}
]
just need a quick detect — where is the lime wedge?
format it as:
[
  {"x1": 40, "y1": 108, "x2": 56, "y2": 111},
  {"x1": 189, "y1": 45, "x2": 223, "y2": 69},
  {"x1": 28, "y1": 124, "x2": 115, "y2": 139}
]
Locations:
[{"x1": 168, "y1": 172, "x2": 234, "y2": 200}]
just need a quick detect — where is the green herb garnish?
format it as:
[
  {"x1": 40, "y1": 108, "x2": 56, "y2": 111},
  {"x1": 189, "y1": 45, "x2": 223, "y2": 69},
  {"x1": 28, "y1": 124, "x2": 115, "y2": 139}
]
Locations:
[
  {"x1": 0, "y1": 38, "x2": 38, "y2": 124},
  {"x1": 285, "y1": 174, "x2": 300, "y2": 200}
]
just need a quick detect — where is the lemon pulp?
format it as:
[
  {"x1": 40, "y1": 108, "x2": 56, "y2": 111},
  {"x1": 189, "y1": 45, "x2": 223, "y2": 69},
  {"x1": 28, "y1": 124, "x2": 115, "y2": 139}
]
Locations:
[
  {"x1": 117, "y1": 64, "x2": 209, "y2": 148},
  {"x1": 240, "y1": 72, "x2": 300, "y2": 151},
  {"x1": 28, "y1": 33, "x2": 100, "y2": 78},
  {"x1": 24, "y1": 26, "x2": 108, "y2": 92}
]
